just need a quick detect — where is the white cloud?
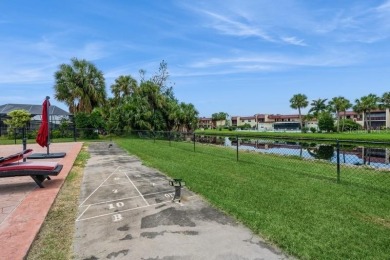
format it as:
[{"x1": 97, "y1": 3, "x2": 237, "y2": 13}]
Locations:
[
  {"x1": 197, "y1": 9, "x2": 275, "y2": 42},
  {"x1": 184, "y1": 48, "x2": 362, "y2": 78},
  {"x1": 280, "y1": 36, "x2": 307, "y2": 46},
  {"x1": 376, "y1": 0, "x2": 390, "y2": 12}
]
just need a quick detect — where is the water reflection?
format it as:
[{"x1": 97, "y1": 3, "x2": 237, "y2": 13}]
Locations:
[{"x1": 196, "y1": 136, "x2": 390, "y2": 170}]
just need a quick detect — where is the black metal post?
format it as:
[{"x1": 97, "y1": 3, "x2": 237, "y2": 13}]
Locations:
[
  {"x1": 193, "y1": 133, "x2": 196, "y2": 152},
  {"x1": 169, "y1": 131, "x2": 171, "y2": 146},
  {"x1": 336, "y1": 140, "x2": 340, "y2": 183},
  {"x1": 14, "y1": 128, "x2": 17, "y2": 144},
  {"x1": 46, "y1": 96, "x2": 50, "y2": 155},
  {"x1": 71, "y1": 115, "x2": 76, "y2": 142},
  {"x1": 236, "y1": 135, "x2": 239, "y2": 161},
  {"x1": 22, "y1": 127, "x2": 27, "y2": 162},
  {"x1": 73, "y1": 124, "x2": 77, "y2": 142}
]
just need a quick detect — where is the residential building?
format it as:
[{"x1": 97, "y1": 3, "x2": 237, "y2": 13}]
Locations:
[
  {"x1": 198, "y1": 117, "x2": 213, "y2": 129},
  {"x1": 198, "y1": 117, "x2": 227, "y2": 129},
  {"x1": 230, "y1": 114, "x2": 314, "y2": 131},
  {"x1": 339, "y1": 109, "x2": 390, "y2": 129},
  {"x1": 0, "y1": 103, "x2": 70, "y2": 136}
]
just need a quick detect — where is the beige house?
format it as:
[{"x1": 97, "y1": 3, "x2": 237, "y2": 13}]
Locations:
[
  {"x1": 231, "y1": 114, "x2": 310, "y2": 130},
  {"x1": 198, "y1": 117, "x2": 227, "y2": 129},
  {"x1": 339, "y1": 109, "x2": 390, "y2": 129}
]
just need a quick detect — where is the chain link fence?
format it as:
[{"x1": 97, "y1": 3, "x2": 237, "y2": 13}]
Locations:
[
  {"x1": 134, "y1": 131, "x2": 390, "y2": 194},
  {"x1": 2, "y1": 127, "x2": 389, "y2": 193}
]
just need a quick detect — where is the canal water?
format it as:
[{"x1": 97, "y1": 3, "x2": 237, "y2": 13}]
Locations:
[{"x1": 196, "y1": 136, "x2": 390, "y2": 170}]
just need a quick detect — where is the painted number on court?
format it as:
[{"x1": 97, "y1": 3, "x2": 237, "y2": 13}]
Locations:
[
  {"x1": 164, "y1": 193, "x2": 175, "y2": 198},
  {"x1": 108, "y1": 202, "x2": 125, "y2": 210}
]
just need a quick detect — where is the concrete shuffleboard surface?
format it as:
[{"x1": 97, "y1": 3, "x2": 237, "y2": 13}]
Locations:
[{"x1": 74, "y1": 142, "x2": 292, "y2": 260}]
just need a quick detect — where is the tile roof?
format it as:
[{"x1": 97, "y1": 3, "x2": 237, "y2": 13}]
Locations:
[{"x1": 0, "y1": 103, "x2": 69, "y2": 116}]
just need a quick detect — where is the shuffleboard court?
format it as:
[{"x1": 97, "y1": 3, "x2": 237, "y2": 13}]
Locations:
[{"x1": 73, "y1": 142, "x2": 291, "y2": 260}]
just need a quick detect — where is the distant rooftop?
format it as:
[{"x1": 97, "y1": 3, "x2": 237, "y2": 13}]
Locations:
[{"x1": 0, "y1": 103, "x2": 69, "y2": 116}]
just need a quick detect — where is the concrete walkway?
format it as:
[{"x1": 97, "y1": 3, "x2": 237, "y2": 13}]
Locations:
[
  {"x1": 0, "y1": 142, "x2": 83, "y2": 260},
  {"x1": 74, "y1": 142, "x2": 291, "y2": 260}
]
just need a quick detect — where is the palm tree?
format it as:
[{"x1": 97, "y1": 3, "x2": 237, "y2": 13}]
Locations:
[
  {"x1": 179, "y1": 102, "x2": 199, "y2": 131},
  {"x1": 329, "y1": 96, "x2": 351, "y2": 132},
  {"x1": 381, "y1": 92, "x2": 390, "y2": 109},
  {"x1": 340, "y1": 98, "x2": 352, "y2": 132},
  {"x1": 308, "y1": 98, "x2": 328, "y2": 117},
  {"x1": 363, "y1": 94, "x2": 380, "y2": 131},
  {"x1": 289, "y1": 94, "x2": 308, "y2": 130},
  {"x1": 110, "y1": 75, "x2": 138, "y2": 104},
  {"x1": 54, "y1": 58, "x2": 106, "y2": 114},
  {"x1": 353, "y1": 94, "x2": 379, "y2": 132},
  {"x1": 381, "y1": 92, "x2": 390, "y2": 129},
  {"x1": 353, "y1": 100, "x2": 366, "y2": 129}
]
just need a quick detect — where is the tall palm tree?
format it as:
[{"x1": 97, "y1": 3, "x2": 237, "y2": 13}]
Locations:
[
  {"x1": 289, "y1": 94, "x2": 308, "y2": 130},
  {"x1": 110, "y1": 75, "x2": 138, "y2": 104},
  {"x1": 179, "y1": 102, "x2": 199, "y2": 131},
  {"x1": 308, "y1": 98, "x2": 328, "y2": 117},
  {"x1": 363, "y1": 94, "x2": 380, "y2": 131},
  {"x1": 329, "y1": 96, "x2": 351, "y2": 132},
  {"x1": 381, "y1": 92, "x2": 390, "y2": 109},
  {"x1": 353, "y1": 94, "x2": 379, "y2": 132},
  {"x1": 381, "y1": 92, "x2": 390, "y2": 129},
  {"x1": 353, "y1": 99, "x2": 366, "y2": 129},
  {"x1": 340, "y1": 98, "x2": 352, "y2": 132},
  {"x1": 54, "y1": 58, "x2": 106, "y2": 114}
]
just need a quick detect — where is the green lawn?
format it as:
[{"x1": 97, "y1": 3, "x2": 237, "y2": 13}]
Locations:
[
  {"x1": 198, "y1": 129, "x2": 390, "y2": 142},
  {"x1": 117, "y1": 137, "x2": 390, "y2": 260}
]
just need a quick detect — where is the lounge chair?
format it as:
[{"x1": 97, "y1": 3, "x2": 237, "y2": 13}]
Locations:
[
  {"x1": 0, "y1": 150, "x2": 63, "y2": 188},
  {"x1": 0, "y1": 149, "x2": 33, "y2": 166}
]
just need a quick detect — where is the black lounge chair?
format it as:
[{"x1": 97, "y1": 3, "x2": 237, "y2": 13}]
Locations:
[{"x1": 0, "y1": 150, "x2": 63, "y2": 188}]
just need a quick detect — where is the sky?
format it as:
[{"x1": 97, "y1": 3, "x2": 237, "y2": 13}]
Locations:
[{"x1": 1, "y1": 0, "x2": 390, "y2": 117}]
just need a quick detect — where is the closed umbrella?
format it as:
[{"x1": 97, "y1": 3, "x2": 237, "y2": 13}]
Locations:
[
  {"x1": 29, "y1": 96, "x2": 66, "y2": 159},
  {"x1": 36, "y1": 98, "x2": 49, "y2": 147}
]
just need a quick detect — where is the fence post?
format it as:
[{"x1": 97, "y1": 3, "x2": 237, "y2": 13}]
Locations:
[
  {"x1": 236, "y1": 135, "x2": 239, "y2": 161},
  {"x1": 14, "y1": 128, "x2": 17, "y2": 144},
  {"x1": 73, "y1": 124, "x2": 77, "y2": 142},
  {"x1": 193, "y1": 133, "x2": 196, "y2": 152},
  {"x1": 169, "y1": 131, "x2": 171, "y2": 146},
  {"x1": 22, "y1": 127, "x2": 27, "y2": 162},
  {"x1": 336, "y1": 140, "x2": 340, "y2": 183}
]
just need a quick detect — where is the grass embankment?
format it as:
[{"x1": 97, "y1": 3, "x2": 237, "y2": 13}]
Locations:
[
  {"x1": 117, "y1": 138, "x2": 390, "y2": 260},
  {"x1": 27, "y1": 145, "x2": 90, "y2": 260},
  {"x1": 198, "y1": 129, "x2": 390, "y2": 142}
]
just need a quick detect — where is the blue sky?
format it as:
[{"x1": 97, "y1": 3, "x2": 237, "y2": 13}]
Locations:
[{"x1": 1, "y1": 0, "x2": 390, "y2": 117}]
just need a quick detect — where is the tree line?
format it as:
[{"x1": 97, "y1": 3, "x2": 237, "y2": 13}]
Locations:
[
  {"x1": 53, "y1": 58, "x2": 199, "y2": 135},
  {"x1": 290, "y1": 92, "x2": 390, "y2": 133}
]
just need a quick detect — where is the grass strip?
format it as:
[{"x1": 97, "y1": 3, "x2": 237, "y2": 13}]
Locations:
[
  {"x1": 26, "y1": 145, "x2": 89, "y2": 260},
  {"x1": 117, "y1": 138, "x2": 390, "y2": 260}
]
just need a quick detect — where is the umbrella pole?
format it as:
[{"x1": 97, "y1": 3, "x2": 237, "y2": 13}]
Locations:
[{"x1": 46, "y1": 96, "x2": 50, "y2": 155}]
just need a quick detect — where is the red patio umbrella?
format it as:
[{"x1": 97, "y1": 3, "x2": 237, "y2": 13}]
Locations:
[
  {"x1": 36, "y1": 97, "x2": 50, "y2": 147},
  {"x1": 29, "y1": 96, "x2": 66, "y2": 159}
]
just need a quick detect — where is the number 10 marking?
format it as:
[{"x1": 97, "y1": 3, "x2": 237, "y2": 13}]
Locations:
[{"x1": 109, "y1": 202, "x2": 125, "y2": 210}]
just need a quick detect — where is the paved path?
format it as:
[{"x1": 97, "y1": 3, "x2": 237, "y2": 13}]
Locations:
[
  {"x1": 0, "y1": 142, "x2": 82, "y2": 260},
  {"x1": 74, "y1": 142, "x2": 291, "y2": 260}
]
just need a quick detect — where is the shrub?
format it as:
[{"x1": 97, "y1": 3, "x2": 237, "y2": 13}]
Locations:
[
  {"x1": 339, "y1": 119, "x2": 362, "y2": 131},
  {"x1": 310, "y1": 127, "x2": 317, "y2": 133},
  {"x1": 318, "y1": 112, "x2": 334, "y2": 132}
]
